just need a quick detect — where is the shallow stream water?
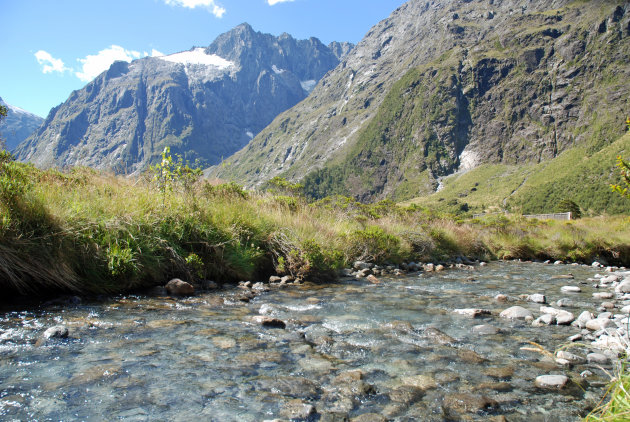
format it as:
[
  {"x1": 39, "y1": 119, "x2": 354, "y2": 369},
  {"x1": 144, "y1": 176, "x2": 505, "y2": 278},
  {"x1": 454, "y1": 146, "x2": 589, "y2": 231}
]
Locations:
[{"x1": 0, "y1": 262, "x2": 617, "y2": 421}]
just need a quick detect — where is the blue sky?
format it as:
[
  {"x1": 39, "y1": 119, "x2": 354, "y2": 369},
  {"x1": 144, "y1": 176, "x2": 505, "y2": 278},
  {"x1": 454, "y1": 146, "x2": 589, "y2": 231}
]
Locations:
[{"x1": 0, "y1": 0, "x2": 405, "y2": 118}]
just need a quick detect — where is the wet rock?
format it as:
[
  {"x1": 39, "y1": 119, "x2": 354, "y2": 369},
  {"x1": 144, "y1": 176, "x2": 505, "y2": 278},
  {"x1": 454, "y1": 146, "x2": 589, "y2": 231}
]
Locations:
[
  {"x1": 424, "y1": 263, "x2": 435, "y2": 272},
  {"x1": 453, "y1": 308, "x2": 492, "y2": 318},
  {"x1": 532, "y1": 314, "x2": 556, "y2": 326},
  {"x1": 458, "y1": 348, "x2": 486, "y2": 364},
  {"x1": 251, "y1": 316, "x2": 286, "y2": 329},
  {"x1": 356, "y1": 268, "x2": 372, "y2": 278},
  {"x1": 269, "y1": 275, "x2": 282, "y2": 283},
  {"x1": 557, "y1": 298, "x2": 574, "y2": 307},
  {"x1": 494, "y1": 294, "x2": 509, "y2": 302},
  {"x1": 473, "y1": 382, "x2": 512, "y2": 392},
  {"x1": 601, "y1": 301, "x2": 615, "y2": 310},
  {"x1": 280, "y1": 399, "x2": 316, "y2": 419},
  {"x1": 443, "y1": 393, "x2": 499, "y2": 414},
  {"x1": 534, "y1": 374, "x2": 569, "y2": 388},
  {"x1": 43, "y1": 325, "x2": 69, "y2": 339},
  {"x1": 483, "y1": 366, "x2": 514, "y2": 380},
  {"x1": 600, "y1": 275, "x2": 620, "y2": 284},
  {"x1": 280, "y1": 275, "x2": 294, "y2": 284},
  {"x1": 388, "y1": 385, "x2": 425, "y2": 404},
  {"x1": 575, "y1": 311, "x2": 594, "y2": 328},
  {"x1": 587, "y1": 353, "x2": 610, "y2": 364},
  {"x1": 332, "y1": 370, "x2": 375, "y2": 396},
  {"x1": 591, "y1": 335, "x2": 627, "y2": 352},
  {"x1": 621, "y1": 305, "x2": 630, "y2": 314},
  {"x1": 350, "y1": 414, "x2": 386, "y2": 422},
  {"x1": 256, "y1": 376, "x2": 320, "y2": 399},
  {"x1": 320, "y1": 412, "x2": 350, "y2": 422},
  {"x1": 556, "y1": 350, "x2": 585, "y2": 364},
  {"x1": 252, "y1": 282, "x2": 269, "y2": 292},
  {"x1": 556, "y1": 311, "x2": 576, "y2": 325},
  {"x1": 212, "y1": 336, "x2": 236, "y2": 349},
  {"x1": 435, "y1": 264, "x2": 445, "y2": 272},
  {"x1": 528, "y1": 294, "x2": 546, "y2": 304},
  {"x1": 400, "y1": 374, "x2": 437, "y2": 391},
  {"x1": 615, "y1": 280, "x2": 630, "y2": 293},
  {"x1": 237, "y1": 291, "x2": 256, "y2": 302},
  {"x1": 553, "y1": 274, "x2": 574, "y2": 280},
  {"x1": 366, "y1": 274, "x2": 380, "y2": 284},
  {"x1": 568, "y1": 333, "x2": 583, "y2": 342},
  {"x1": 165, "y1": 278, "x2": 195, "y2": 296},
  {"x1": 561, "y1": 285, "x2": 581, "y2": 293},
  {"x1": 593, "y1": 292, "x2": 614, "y2": 299},
  {"x1": 585, "y1": 319, "x2": 615, "y2": 331},
  {"x1": 472, "y1": 324, "x2": 500, "y2": 335},
  {"x1": 424, "y1": 327, "x2": 456, "y2": 345},
  {"x1": 499, "y1": 306, "x2": 533, "y2": 320}
]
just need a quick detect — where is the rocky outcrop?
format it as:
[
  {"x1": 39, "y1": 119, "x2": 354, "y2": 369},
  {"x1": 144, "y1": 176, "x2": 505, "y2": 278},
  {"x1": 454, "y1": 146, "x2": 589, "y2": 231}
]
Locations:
[
  {"x1": 15, "y1": 24, "x2": 352, "y2": 174},
  {"x1": 0, "y1": 98, "x2": 43, "y2": 152},
  {"x1": 210, "y1": 0, "x2": 630, "y2": 202}
]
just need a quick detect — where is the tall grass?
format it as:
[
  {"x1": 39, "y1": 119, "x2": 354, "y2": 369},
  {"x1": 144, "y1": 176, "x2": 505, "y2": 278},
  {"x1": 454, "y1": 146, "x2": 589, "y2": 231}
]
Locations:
[{"x1": 0, "y1": 160, "x2": 629, "y2": 300}]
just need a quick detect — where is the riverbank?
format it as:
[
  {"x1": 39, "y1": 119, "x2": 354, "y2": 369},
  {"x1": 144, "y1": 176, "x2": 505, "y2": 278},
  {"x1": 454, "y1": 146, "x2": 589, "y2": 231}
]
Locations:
[{"x1": 1, "y1": 159, "x2": 629, "y2": 300}]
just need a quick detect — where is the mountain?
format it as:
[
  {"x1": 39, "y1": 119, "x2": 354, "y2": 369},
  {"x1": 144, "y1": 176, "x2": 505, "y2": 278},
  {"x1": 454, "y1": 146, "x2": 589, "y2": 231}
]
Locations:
[
  {"x1": 15, "y1": 24, "x2": 353, "y2": 173},
  {"x1": 209, "y1": 0, "x2": 630, "y2": 204},
  {"x1": 0, "y1": 98, "x2": 44, "y2": 152}
]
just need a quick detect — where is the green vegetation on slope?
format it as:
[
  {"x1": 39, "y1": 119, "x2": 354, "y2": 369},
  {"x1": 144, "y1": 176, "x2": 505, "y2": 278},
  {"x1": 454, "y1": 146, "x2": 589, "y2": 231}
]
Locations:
[{"x1": 406, "y1": 132, "x2": 630, "y2": 216}]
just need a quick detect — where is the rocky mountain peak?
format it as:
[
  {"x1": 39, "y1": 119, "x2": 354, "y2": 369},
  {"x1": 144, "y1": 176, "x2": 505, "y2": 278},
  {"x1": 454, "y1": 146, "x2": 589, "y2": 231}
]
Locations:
[{"x1": 0, "y1": 97, "x2": 44, "y2": 152}]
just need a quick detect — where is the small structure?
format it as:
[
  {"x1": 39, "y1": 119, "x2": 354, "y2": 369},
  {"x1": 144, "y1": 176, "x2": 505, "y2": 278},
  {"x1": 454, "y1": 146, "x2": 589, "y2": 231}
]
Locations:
[{"x1": 523, "y1": 212, "x2": 572, "y2": 221}]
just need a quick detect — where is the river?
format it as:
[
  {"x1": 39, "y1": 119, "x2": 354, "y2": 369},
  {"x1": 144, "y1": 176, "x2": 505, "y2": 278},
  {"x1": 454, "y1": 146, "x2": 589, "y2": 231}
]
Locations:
[{"x1": 0, "y1": 261, "x2": 622, "y2": 421}]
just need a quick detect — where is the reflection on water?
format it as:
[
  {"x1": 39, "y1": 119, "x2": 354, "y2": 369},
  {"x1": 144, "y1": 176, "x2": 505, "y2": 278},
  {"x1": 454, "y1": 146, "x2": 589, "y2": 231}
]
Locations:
[{"x1": 0, "y1": 262, "x2": 615, "y2": 420}]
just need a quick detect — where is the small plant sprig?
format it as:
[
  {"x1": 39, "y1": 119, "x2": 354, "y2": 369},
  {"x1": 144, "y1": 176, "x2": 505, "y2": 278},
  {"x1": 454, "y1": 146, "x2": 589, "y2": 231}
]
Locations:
[
  {"x1": 150, "y1": 146, "x2": 203, "y2": 206},
  {"x1": 611, "y1": 155, "x2": 630, "y2": 198}
]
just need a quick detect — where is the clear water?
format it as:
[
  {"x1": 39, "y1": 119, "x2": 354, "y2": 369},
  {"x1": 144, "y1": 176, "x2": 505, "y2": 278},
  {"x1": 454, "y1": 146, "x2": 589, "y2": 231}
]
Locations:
[{"x1": 0, "y1": 262, "x2": 615, "y2": 421}]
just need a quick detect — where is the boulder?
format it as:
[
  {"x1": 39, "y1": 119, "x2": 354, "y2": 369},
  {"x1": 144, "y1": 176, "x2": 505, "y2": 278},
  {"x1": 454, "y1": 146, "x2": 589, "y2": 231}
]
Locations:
[
  {"x1": 615, "y1": 280, "x2": 630, "y2": 294},
  {"x1": 435, "y1": 264, "x2": 445, "y2": 272},
  {"x1": 43, "y1": 325, "x2": 69, "y2": 339},
  {"x1": 499, "y1": 306, "x2": 533, "y2": 320},
  {"x1": 165, "y1": 278, "x2": 195, "y2": 296},
  {"x1": 575, "y1": 311, "x2": 594, "y2": 328},
  {"x1": 556, "y1": 311, "x2": 575, "y2": 325},
  {"x1": 585, "y1": 318, "x2": 615, "y2": 331},
  {"x1": 494, "y1": 294, "x2": 509, "y2": 302},
  {"x1": 269, "y1": 275, "x2": 282, "y2": 283},
  {"x1": 532, "y1": 314, "x2": 555, "y2": 326}
]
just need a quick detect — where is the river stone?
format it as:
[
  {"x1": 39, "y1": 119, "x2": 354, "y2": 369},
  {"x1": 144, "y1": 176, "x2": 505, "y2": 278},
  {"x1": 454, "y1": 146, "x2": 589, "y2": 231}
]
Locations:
[
  {"x1": 442, "y1": 393, "x2": 499, "y2": 414},
  {"x1": 251, "y1": 316, "x2": 286, "y2": 329},
  {"x1": 499, "y1": 306, "x2": 533, "y2": 320},
  {"x1": 165, "y1": 278, "x2": 195, "y2": 296},
  {"x1": 424, "y1": 327, "x2": 456, "y2": 345},
  {"x1": 621, "y1": 305, "x2": 630, "y2": 314},
  {"x1": 257, "y1": 376, "x2": 320, "y2": 398},
  {"x1": 556, "y1": 350, "x2": 585, "y2": 364},
  {"x1": 280, "y1": 399, "x2": 316, "y2": 419},
  {"x1": 553, "y1": 274, "x2": 574, "y2": 279},
  {"x1": 601, "y1": 301, "x2": 615, "y2": 309},
  {"x1": 350, "y1": 414, "x2": 386, "y2": 422},
  {"x1": 472, "y1": 324, "x2": 500, "y2": 335},
  {"x1": 561, "y1": 285, "x2": 581, "y2": 293},
  {"x1": 453, "y1": 308, "x2": 492, "y2": 318},
  {"x1": 356, "y1": 268, "x2": 372, "y2": 278},
  {"x1": 593, "y1": 292, "x2": 615, "y2": 299},
  {"x1": 269, "y1": 275, "x2": 282, "y2": 283},
  {"x1": 556, "y1": 311, "x2": 575, "y2": 325},
  {"x1": 576, "y1": 311, "x2": 594, "y2": 328},
  {"x1": 353, "y1": 261, "x2": 372, "y2": 270},
  {"x1": 458, "y1": 348, "x2": 486, "y2": 364},
  {"x1": 597, "y1": 312, "x2": 613, "y2": 319},
  {"x1": 43, "y1": 325, "x2": 69, "y2": 339},
  {"x1": 366, "y1": 274, "x2": 380, "y2": 284},
  {"x1": 534, "y1": 375, "x2": 569, "y2": 388},
  {"x1": 585, "y1": 319, "x2": 615, "y2": 331},
  {"x1": 212, "y1": 336, "x2": 236, "y2": 349},
  {"x1": 600, "y1": 275, "x2": 620, "y2": 284},
  {"x1": 587, "y1": 353, "x2": 610, "y2": 364},
  {"x1": 556, "y1": 298, "x2": 574, "y2": 307},
  {"x1": 483, "y1": 366, "x2": 515, "y2": 380},
  {"x1": 615, "y1": 281, "x2": 630, "y2": 293},
  {"x1": 400, "y1": 374, "x2": 437, "y2": 391},
  {"x1": 435, "y1": 264, "x2": 445, "y2": 272},
  {"x1": 388, "y1": 385, "x2": 425, "y2": 404},
  {"x1": 528, "y1": 294, "x2": 546, "y2": 304},
  {"x1": 494, "y1": 294, "x2": 509, "y2": 303},
  {"x1": 532, "y1": 314, "x2": 555, "y2": 326}
]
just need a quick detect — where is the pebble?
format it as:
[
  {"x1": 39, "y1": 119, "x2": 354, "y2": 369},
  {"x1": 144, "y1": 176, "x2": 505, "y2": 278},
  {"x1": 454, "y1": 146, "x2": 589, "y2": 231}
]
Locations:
[
  {"x1": 585, "y1": 319, "x2": 615, "y2": 331},
  {"x1": 556, "y1": 350, "x2": 585, "y2": 364},
  {"x1": 453, "y1": 308, "x2": 492, "y2": 318},
  {"x1": 532, "y1": 314, "x2": 555, "y2": 326},
  {"x1": 495, "y1": 294, "x2": 509, "y2": 302},
  {"x1": 615, "y1": 281, "x2": 630, "y2": 293},
  {"x1": 561, "y1": 286, "x2": 581, "y2": 293},
  {"x1": 587, "y1": 353, "x2": 610, "y2": 364},
  {"x1": 251, "y1": 316, "x2": 286, "y2": 329},
  {"x1": 556, "y1": 298, "x2": 573, "y2": 307},
  {"x1": 534, "y1": 375, "x2": 569, "y2": 388},
  {"x1": 528, "y1": 294, "x2": 546, "y2": 304},
  {"x1": 593, "y1": 292, "x2": 614, "y2": 299},
  {"x1": 472, "y1": 324, "x2": 500, "y2": 335},
  {"x1": 165, "y1": 278, "x2": 195, "y2": 296}
]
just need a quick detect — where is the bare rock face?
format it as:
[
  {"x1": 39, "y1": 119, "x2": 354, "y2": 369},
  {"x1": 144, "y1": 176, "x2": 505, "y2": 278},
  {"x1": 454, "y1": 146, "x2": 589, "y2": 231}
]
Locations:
[
  {"x1": 165, "y1": 278, "x2": 195, "y2": 296},
  {"x1": 15, "y1": 24, "x2": 352, "y2": 174},
  {"x1": 0, "y1": 97, "x2": 43, "y2": 152},
  {"x1": 210, "y1": 0, "x2": 630, "y2": 203}
]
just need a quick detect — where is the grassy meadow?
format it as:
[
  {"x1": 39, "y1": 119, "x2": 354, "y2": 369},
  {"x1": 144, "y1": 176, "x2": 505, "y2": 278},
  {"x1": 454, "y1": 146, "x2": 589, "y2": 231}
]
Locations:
[{"x1": 1, "y1": 149, "x2": 629, "y2": 300}]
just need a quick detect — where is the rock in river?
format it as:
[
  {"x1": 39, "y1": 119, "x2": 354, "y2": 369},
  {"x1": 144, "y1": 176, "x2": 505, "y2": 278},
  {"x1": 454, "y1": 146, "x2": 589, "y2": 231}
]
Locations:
[
  {"x1": 534, "y1": 375, "x2": 569, "y2": 389},
  {"x1": 561, "y1": 286, "x2": 581, "y2": 293},
  {"x1": 43, "y1": 325, "x2": 69, "y2": 339},
  {"x1": 499, "y1": 306, "x2": 533, "y2": 320},
  {"x1": 453, "y1": 308, "x2": 491, "y2": 318},
  {"x1": 251, "y1": 316, "x2": 286, "y2": 329},
  {"x1": 165, "y1": 278, "x2": 195, "y2": 296}
]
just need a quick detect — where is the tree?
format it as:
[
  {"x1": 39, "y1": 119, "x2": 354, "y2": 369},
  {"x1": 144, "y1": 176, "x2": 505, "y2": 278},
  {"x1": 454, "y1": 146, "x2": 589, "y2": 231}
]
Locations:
[
  {"x1": 556, "y1": 198, "x2": 581, "y2": 219},
  {"x1": 611, "y1": 155, "x2": 630, "y2": 199},
  {"x1": 0, "y1": 104, "x2": 7, "y2": 150}
]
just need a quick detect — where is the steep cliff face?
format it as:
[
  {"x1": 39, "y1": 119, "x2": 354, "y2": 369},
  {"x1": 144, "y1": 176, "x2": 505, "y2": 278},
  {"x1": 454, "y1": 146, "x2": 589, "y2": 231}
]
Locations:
[
  {"x1": 0, "y1": 98, "x2": 43, "y2": 152},
  {"x1": 15, "y1": 24, "x2": 352, "y2": 173},
  {"x1": 210, "y1": 0, "x2": 630, "y2": 202}
]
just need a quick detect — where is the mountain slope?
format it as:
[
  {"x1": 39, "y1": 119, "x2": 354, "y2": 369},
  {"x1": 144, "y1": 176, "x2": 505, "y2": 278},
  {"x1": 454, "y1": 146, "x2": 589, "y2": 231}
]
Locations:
[
  {"x1": 0, "y1": 98, "x2": 43, "y2": 152},
  {"x1": 210, "y1": 0, "x2": 630, "y2": 203},
  {"x1": 15, "y1": 24, "x2": 352, "y2": 173}
]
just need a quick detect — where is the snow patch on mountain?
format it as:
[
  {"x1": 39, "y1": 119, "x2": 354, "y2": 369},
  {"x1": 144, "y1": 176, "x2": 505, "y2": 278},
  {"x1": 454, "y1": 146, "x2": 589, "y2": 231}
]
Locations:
[
  {"x1": 157, "y1": 48, "x2": 234, "y2": 69},
  {"x1": 272, "y1": 65, "x2": 286, "y2": 74},
  {"x1": 300, "y1": 80, "x2": 316, "y2": 93}
]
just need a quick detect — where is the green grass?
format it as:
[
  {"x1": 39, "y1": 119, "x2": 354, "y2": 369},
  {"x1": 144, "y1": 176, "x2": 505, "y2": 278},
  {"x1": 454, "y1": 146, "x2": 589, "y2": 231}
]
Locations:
[
  {"x1": 586, "y1": 362, "x2": 630, "y2": 422},
  {"x1": 1, "y1": 154, "x2": 629, "y2": 300}
]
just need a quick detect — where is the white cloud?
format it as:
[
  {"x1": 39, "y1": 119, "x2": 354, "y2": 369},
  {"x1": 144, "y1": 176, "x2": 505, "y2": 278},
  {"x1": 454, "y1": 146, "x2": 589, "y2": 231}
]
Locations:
[
  {"x1": 150, "y1": 49, "x2": 165, "y2": 57},
  {"x1": 34, "y1": 50, "x2": 68, "y2": 74},
  {"x1": 75, "y1": 45, "x2": 147, "y2": 82},
  {"x1": 163, "y1": 0, "x2": 226, "y2": 17},
  {"x1": 268, "y1": 0, "x2": 294, "y2": 5}
]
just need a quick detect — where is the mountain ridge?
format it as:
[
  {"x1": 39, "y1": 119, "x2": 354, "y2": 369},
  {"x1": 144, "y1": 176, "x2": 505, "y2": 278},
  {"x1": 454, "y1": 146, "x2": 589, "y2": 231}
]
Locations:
[
  {"x1": 15, "y1": 24, "x2": 353, "y2": 173},
  {"x1": 0, "y1": 97, "x2": 44, "y2": 152}
]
